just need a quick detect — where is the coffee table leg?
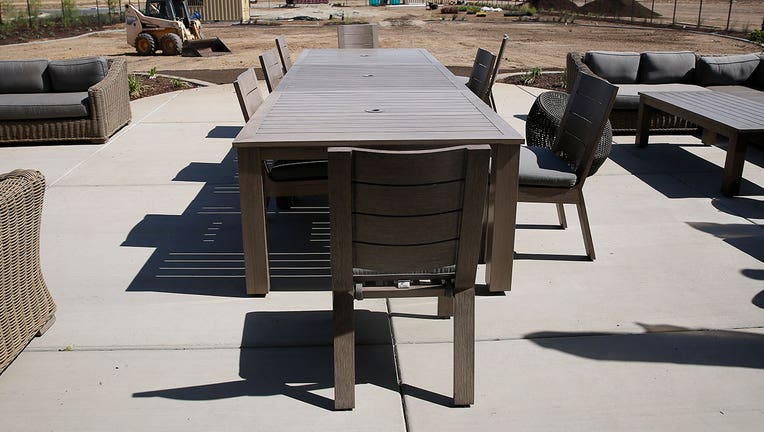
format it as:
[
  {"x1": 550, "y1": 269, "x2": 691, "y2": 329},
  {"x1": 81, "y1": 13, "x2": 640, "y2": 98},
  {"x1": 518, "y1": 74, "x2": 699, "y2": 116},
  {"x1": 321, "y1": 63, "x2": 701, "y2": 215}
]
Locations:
[
  {"x1": 636, "y1": 102, "x2": 653, "y2": 148},
  {"x1": 485, "y1": 144, "x2": 519, "y2": 292},
  {"x1": 237, "y1": 147, "x2": 271, "y2": 296},
  {"x1": 721, "y1": 132, "x2": 747, "y2": 197}
]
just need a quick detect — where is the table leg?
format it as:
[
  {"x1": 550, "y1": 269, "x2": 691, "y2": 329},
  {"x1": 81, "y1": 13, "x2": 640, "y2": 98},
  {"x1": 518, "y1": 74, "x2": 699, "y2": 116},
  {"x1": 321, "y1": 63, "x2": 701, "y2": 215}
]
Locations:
[
  {"x1": 721, "y1": 132, "x2": 747, "y2": 197},
  {"x1": 635, "y1": 102, "x2": 653, "y2": 148},
  {"x1": 484, "y1": 145, "x2": 519, "y2": 292},
  {"x1": 237, "y1": 147, "x2": 270, "y2": 296}
]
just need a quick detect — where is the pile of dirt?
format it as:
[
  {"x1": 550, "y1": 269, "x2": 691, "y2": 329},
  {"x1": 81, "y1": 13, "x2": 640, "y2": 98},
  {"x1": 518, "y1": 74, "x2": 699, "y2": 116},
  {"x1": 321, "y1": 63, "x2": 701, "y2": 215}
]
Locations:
[
  {"x1": 578, "y1": 0, "x2": 661, "y2": 19},
  {"x1": 524, "y1": 0, "x2": 578, "y2": 11}
]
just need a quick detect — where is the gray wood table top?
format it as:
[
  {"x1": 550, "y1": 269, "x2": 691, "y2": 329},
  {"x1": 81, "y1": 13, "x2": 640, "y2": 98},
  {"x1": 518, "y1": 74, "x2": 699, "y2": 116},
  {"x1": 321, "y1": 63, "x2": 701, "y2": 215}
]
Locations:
[{"x1": 640, "y1": 91, "x2": 764, "y2": 132}]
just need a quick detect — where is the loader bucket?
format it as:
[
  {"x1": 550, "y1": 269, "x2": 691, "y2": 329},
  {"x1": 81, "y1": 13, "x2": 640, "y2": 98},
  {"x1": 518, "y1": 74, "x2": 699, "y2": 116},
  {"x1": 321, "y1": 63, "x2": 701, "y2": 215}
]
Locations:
[{"x1": 182, "y1": 38, "x2": 232, "y2": 57}]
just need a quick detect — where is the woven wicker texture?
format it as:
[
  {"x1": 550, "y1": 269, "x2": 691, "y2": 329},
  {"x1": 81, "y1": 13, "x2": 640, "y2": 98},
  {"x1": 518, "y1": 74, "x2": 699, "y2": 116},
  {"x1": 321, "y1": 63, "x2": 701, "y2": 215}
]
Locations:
[
  {"x1": 0, "y1": 58, "x2": 132, "y2": 144},
  {"x1": 525, "y1": 91, "x2": 613, "y2": 175},
  {"x1": 566, "y1": 52, "x2": 698, "y2": 134},
  {"x1": 0, "y1": 170, "x2": 56, "y2": 373}
]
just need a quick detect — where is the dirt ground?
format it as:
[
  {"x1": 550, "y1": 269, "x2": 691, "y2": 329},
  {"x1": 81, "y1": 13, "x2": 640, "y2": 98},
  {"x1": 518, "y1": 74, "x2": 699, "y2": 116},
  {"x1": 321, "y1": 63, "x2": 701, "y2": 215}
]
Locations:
[{"x1": 0, "y1": 3, "x2": 761, "y2": 81}]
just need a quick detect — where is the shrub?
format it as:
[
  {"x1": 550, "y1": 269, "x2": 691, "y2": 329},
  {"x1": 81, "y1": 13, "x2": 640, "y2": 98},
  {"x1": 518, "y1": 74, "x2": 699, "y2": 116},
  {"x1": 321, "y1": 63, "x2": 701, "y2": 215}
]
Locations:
[
  {"x1": 128, "y1": 75, "x2": 143, "y2": 98},
  {"x1": 520, "y1": 67, "x2": 543, "y2": 86},
  {"x1": 441, "y1": 6, "x2": 458, "y2": 14},
  {"x1": 749, "y1": 29, "x2": 764, "y2": 44}
]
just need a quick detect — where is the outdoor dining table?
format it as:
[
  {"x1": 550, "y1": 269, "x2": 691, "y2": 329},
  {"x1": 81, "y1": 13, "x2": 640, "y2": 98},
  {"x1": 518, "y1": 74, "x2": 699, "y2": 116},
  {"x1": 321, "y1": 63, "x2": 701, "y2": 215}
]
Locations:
[{"x1": 233, "y1": 48, "x2": 524, "y2": 296}]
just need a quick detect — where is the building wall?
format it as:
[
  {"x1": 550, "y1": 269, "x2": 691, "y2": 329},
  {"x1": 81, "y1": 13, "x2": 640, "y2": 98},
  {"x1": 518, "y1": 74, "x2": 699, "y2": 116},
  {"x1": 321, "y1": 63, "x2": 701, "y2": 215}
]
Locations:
[{"x1": 187, "y1": 0, "x2": 248, "y2": 22}]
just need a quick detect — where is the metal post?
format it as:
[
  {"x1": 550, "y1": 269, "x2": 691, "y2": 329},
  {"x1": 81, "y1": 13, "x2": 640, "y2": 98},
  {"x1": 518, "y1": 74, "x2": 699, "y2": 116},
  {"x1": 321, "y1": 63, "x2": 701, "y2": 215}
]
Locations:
[
  {"x1": 26, "y1": 0, "x2": 32, "y2": 27},
  {"x1": 725, "y1": 0, "x2": 733, "y2": 32},
  {"x1": 60, "y1": 0, "x2": 65, "y2": 24},
  {"x1": 697, "y1": 0, "x2": 703, "y2": 29},
  {"x1": 96, "y1": 0, "x2": 100, "y2": 24},
  {"x1": 631, "y1": 0, "x2": 635, "y2": 22},
  {"x1": 672, "y1": 0, "x2": 677, "y2": 25},
  {"x1": 650, "y1": 0, "x2": 655, "y2": 24}
]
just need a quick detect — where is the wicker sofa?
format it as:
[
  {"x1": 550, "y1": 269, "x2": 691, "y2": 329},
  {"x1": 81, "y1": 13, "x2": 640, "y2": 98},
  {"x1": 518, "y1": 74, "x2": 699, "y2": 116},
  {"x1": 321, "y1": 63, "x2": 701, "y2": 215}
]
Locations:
[
  {"x1": 0, "y1": 170, "x2": 56, "y2": 373},
  {"x1": 567, "y1": 51, "x2": 764, "y2": 134},
  {"x1": 0, "y1": 57, "x2": 131, "y2": 144}
]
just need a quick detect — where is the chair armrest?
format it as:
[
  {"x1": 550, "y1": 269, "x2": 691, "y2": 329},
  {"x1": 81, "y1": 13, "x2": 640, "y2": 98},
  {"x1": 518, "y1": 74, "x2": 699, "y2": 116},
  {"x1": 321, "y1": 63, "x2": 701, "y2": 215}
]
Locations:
[
  {"x1": 566, "y1": 52, "x2": 596, "y2": 93},
  {"x1": 88, "y1": 58, "x2": 132, "y2": 139}
]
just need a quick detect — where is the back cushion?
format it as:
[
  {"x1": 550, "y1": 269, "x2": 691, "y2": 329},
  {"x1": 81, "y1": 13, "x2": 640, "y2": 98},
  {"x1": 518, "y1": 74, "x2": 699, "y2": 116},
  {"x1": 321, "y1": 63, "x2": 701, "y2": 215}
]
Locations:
[
  {"x1": 751, "y1": 54, "x2": 764, "y2": 90},
  {"x1": 0, "y1": 60, "x2": 49, "y2": 93},
  {"x1": 638, "y1": 51, "x2": 696, "y2": 84},
  {"x1": 696, "y1": 54, "x2": 760, "y2": 86},
  {"x1": 47, "y1": 56, "x2": 109, "y2": 92},
  {"x1": 584, "y1": 51, "x2": 640, "y2": 84}
]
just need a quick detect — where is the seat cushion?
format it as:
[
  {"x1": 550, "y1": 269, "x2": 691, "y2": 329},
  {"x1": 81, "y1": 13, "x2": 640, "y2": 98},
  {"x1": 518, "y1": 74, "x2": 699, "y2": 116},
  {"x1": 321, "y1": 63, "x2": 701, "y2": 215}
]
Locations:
[
  {"x1": 584, "y1": 51, "x2": 640, "y2": 84},
  {"x1": 613, "y1": 84, "x2": 708, "y2": 110},
  {"x1": 0, "y1": 92, "x2": 90, "y2": 120},
  {"x1": 47, "y1": 56, "x2": 108, "y2": 93},
  {"x1": 750, "y1": 54, "x2": 764, "y2": 90},
  {"x1": 696, "y1": 54, "x2": 761, "y2": 86},
  {"x1": 638, "y1": 51, "x2": 696, "y2": 84},
  {"x1": 519, "y1": 146, "x2": 577, "y2": 188},
  {"x1": 0, "y1": 59, "x2": 49, "y2": 93},
  {"x1": 268, "y1": 159, "x2": 327, "y2": 182}
]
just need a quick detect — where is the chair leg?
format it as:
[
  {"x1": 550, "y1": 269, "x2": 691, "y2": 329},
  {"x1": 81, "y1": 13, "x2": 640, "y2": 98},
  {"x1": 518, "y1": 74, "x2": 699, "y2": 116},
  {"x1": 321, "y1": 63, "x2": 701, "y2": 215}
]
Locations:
[
  {"x1": 555, "y1": 203, "x2": 567, "y2": 229},
  {"x1": 453, "y1": 287, "x2": 475, "y2": 406},
  {"x1": 333, "y1": 290, "x2": 355, "y2": 410},
  {"x1": 576, "y1": 192, "x2": 596, "y2": 260},
  {"x1": 35, "y1": 315, "x2": 56, "y2": 337},
  {"x1": 437, "y1": 295, "x2": 454, "y2": 318}
]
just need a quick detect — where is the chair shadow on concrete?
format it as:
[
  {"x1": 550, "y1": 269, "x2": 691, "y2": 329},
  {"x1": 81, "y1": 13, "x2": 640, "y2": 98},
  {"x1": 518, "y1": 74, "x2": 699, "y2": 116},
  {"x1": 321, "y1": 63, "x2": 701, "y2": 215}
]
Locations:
[
  {"x1": 122, "y1": 146, "x2": 333, "y2": 297},
  {"x1": 206, "y1": 126, "x2": 242, "y2": 139},
  {"x1": 607, "y1": 141, "x2": 764, "y2": 198},
  {"x1": 526, "y1": 323, "x2": 764, "y2": 369},
  {"x1": 132, "y1": 310, "x2": 453, "y2": 410}
]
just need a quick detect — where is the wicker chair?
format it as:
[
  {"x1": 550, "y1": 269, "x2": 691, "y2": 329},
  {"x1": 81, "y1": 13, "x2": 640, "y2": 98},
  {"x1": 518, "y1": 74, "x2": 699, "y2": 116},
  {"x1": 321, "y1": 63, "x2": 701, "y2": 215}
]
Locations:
[{"x1": 0, "y1": 170, "x2": 56, "y2": 373}]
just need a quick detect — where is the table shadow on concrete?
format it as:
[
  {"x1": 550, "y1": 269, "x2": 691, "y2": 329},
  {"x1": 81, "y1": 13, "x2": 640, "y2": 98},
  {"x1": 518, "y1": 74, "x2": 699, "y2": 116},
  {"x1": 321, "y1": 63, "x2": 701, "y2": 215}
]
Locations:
[
  {"x1": 526, "y1": 323, "x2": 764, "y2": 369},
  {"x1": 122, "y1": 149, "x2": 332, "y2": 297},
  {"x1": 132, "y1": 310, "x2": 453, "y2": 409}
]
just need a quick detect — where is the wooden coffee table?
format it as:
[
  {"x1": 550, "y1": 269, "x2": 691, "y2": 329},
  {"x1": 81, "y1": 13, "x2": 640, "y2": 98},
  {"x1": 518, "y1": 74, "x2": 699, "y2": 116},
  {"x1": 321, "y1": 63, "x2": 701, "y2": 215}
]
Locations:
[{"x1": 636, "y1": 91, "x2": 764, "y2": 196}]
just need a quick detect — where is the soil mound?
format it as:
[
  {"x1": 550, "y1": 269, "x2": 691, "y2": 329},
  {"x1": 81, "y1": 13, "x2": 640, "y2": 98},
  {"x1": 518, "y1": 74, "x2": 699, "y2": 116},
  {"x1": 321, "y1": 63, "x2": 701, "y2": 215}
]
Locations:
[
  {"x1": 524, "y1": 0, "x2": 578, "y2": 12},
  {"x1": 578, "y1": 0, "x2": 661, "y2": 19}
]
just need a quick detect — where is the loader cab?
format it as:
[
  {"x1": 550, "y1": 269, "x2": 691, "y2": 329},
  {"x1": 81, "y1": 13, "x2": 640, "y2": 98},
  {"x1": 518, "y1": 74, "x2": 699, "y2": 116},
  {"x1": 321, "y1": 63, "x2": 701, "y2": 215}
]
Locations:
[{"x1": 145, "y1": 0, "x2": 191, "y2": 28}]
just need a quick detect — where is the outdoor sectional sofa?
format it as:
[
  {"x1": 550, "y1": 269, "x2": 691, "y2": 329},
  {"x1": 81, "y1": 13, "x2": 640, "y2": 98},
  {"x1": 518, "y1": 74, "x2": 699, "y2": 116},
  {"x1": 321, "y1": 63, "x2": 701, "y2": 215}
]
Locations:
[
  {"x1": 567, "y1": 51, "x2": 764, "y2": 134},
  {"x1": 0, "y1": 56, "x2": 131, "y2": 144}
]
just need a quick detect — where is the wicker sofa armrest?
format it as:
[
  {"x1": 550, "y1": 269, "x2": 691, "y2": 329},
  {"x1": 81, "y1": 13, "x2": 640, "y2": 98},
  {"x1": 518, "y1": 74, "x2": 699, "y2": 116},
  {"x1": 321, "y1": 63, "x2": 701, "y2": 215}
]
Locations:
[
  {"x1": 88, "y1": 58, "x2": 132, "y2": 141},
  {"x1": 566, "y1": 52, "x2": 597, "y2": 92}
]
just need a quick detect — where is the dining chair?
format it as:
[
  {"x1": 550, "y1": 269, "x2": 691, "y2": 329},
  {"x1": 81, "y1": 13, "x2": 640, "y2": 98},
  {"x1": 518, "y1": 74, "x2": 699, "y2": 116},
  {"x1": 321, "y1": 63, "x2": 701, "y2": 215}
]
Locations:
[
  {"x1": 329, "y1": 145, "x2": 490, "y2": 410},
  {"x1": 465, "y1": 48, "x2": 497, "y2": 102},
  {"x1": 233, "y1": 69, "x2": 327, "y2": 208},
  {"x1": 275, "y1": 35, "x2": 292, "y2": 74},
  {"x1": 485, "y1": 34, "x2": 508, "y2": 111},
  {"x1": 518, "y1": 72, "x2": 618, "y2": 260},
  {"x1": 337, "y1": 24, "x2": 379, "y2": 49},
  {"x1": 259, "y1": 48, "x2": 284, "y2": 92}
]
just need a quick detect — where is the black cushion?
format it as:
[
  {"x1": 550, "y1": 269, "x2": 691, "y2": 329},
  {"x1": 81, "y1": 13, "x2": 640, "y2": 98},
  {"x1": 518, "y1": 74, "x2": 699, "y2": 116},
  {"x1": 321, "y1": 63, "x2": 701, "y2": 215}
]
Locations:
[
  {"x1": 584, "y1": 51, "x2": 640, "y2": 84},
  {"x1": 47, "y1": 56, "x2": 108, "y2": 93},
  {"x1": 519, "y1": 146, "x2": 577, "y2": 188},
  {"x1": 0, "y1": 92, "x2": 90, "y2": 120},
  {"x1": 0, "y1": 60, "x2": 49, "y2": 93},
  {"x1": 638, "y1": 51, "x2": 696, "y2": 84},
  {"x1": 696, "y1": 54, "x2": 760, "y2": 86}
]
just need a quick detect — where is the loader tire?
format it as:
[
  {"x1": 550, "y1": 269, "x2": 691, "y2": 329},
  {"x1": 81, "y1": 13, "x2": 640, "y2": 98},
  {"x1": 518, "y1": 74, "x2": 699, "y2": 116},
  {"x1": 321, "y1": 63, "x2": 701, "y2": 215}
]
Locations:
[
  {"x1": 160, "y1": 33, "x2": 183, "y2": 56},
  {"x1": 135, "y1": 33, "x2": 156, "y2": 56}
]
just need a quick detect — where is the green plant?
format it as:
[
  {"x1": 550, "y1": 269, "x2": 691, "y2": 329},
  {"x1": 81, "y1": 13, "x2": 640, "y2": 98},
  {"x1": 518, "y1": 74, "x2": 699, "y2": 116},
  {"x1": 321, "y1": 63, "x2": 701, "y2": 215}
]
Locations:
[
  {"x1": 128, "y1": 75, "x2": 143, "y2": 97},
  {"x1": 520, "y1": 67, "x2": 542, "y2": 86},
  {"x1": 441, "y1": 6, "x2": 458, "y2": 14},
  {"x1": 559, "y1": 70, "x2": 567, "y2": 90},
  {"x1": 171, "y1": 78, "x2": 187, "y2": 88},
  {"x1": 148, "y1": 66, "x2": 158, "y2": 79},
  {"x1": 749, "y1": 29, "x2": 764, "y2": 44}
]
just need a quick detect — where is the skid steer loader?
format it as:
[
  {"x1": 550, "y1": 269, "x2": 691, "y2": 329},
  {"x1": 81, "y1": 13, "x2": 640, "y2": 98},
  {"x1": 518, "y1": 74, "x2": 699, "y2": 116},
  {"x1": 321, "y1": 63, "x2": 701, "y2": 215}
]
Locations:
[{"x1": 125, "y1": 0, "x2": 231, "y2": 57}]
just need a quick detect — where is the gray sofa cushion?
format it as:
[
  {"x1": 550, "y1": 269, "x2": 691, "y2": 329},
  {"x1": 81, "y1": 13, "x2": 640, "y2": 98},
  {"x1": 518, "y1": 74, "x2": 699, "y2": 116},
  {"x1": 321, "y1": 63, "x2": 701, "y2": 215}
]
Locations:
[
  {"x1": 638, "y1": 51, "x2": 696, "y2": 84},
  {"x1": 584, "y1": 51, "x2": 640, "y2": 84},
  {"x1": 751, "y1": 54, "x2": 764, "y2": 90},
  {"x1": 696, "y1": 54, "x2": 760, "y2": 86},
  {"x1": 613, "y1": 84, "x2": 708, "y2": 110},
  {"x1": 47, "y1": 56, "x2": 108, "y2": 93},
  {"x1": 0, "y1": 60, "x2": 49, "y2": 93},
  {"x1": 0, "y1": 93, "x2": 90, "y2": 120},
  {"x1": 519, "y1": 146, "x2": 577, "y2": 188}
]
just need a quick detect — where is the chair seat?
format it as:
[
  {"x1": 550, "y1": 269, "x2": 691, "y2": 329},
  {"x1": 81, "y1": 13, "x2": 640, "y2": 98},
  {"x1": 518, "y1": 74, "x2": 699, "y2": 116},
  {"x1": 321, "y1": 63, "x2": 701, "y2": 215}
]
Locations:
[
  {"x1": 268, "y1": 159, "x2": 328, "y2": 182},
  {"x1": 519, "y1": 146, "x2": 577, "y2": 187}
]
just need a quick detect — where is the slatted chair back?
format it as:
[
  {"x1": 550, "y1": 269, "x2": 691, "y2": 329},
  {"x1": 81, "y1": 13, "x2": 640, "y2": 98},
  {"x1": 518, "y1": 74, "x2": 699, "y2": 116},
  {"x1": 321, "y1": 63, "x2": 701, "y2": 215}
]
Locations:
[
  {"x1": 553, "y1": 72, "x2": 618, "y2": 184},
  {"x1": 233, "y1": 68, "x2": 265, "y2": 121},
  {"x1": 485, "y1": 34, "x2": 508, "y2": 110},
  {"x1": 275, "y1": 35, "x2": 293, "y2": 73},
  {"x1": 337, "y1": 24, "x2": 379, "y2": 49},
  {"x1": 465, "y1": 48, "x2": 496, "y2": 101},
  {"x1": 259, "y1": 48, "x2": 284, "y2": 93}
]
